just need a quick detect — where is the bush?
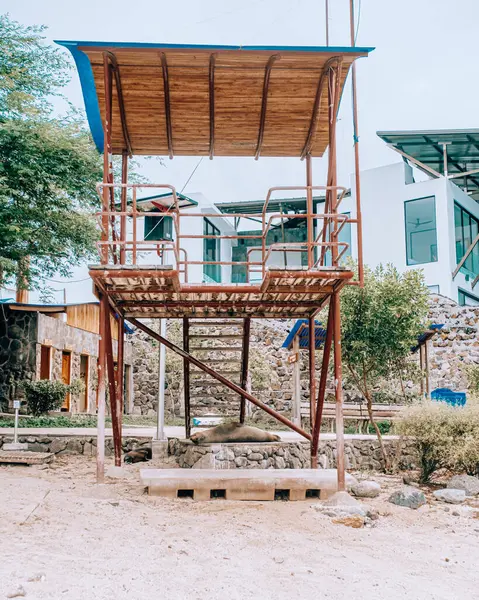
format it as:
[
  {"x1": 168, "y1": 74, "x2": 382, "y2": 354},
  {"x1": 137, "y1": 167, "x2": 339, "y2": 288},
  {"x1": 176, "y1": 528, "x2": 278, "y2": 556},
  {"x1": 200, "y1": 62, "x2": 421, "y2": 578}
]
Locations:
[
  {"x1": 22, "y1": 379, "x2": 82, "y2": 416},
  {"x1": 396, "y1": 401, "x2": 479, "y2": 482}
]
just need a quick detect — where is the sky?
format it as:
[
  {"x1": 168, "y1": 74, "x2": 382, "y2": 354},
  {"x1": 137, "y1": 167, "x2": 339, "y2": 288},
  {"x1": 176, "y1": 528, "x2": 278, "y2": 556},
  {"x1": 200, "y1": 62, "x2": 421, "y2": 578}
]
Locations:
[{"x1": 2, "y1": 0, "x2": 479, "y2": 302}]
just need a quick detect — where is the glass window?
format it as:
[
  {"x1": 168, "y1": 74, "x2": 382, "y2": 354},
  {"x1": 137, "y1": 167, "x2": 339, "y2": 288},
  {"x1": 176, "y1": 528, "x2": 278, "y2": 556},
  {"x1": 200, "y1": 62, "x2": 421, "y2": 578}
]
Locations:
[
  {"x1": 458, "y1": 289, "x2": 479, "y2": 306},
  {"x1": 427, "y1": 285, "x2": 440, "y2": 294},
  {"x1": 454, "y1": 202, "x2": 479, "y2": 276},
  {"x1": 405, "y1": 196, "x2": 438, "y2": 265},
  {"x1": 203, "y1": 218, "x2": 221, "y2": 283}
]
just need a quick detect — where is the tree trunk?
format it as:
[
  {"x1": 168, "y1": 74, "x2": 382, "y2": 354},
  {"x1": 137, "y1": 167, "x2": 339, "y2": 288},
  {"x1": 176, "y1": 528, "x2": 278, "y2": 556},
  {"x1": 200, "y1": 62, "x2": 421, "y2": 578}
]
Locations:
[{"x1": 363, "y1": 384, "x2": 391, "y2": 471}]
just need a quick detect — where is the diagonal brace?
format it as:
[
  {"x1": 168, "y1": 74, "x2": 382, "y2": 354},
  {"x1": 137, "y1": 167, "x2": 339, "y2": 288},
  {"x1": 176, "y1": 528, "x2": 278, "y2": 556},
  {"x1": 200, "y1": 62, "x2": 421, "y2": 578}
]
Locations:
[{"x1": 127, "y1": 317, "x2": 311, "y2": 440}]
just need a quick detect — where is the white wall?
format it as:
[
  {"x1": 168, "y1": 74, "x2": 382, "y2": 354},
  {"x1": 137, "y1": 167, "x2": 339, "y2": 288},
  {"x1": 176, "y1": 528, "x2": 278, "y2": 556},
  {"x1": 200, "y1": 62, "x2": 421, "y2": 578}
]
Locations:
[{"x1": 346, "y1": 161, "x2": 479, "y2": 303}]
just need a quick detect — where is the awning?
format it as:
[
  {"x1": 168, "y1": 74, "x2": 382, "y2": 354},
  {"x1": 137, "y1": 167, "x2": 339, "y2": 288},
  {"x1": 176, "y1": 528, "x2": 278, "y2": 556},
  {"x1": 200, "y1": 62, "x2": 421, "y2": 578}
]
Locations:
[{"x1": 56, "y1": 40, "x2": 372, "y2": 158}]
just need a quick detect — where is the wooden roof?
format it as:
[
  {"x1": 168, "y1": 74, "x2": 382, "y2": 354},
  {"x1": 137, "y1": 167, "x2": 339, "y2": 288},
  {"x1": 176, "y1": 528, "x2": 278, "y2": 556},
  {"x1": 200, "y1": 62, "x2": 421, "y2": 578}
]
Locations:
[{"x1": 56, "y1": 41, "x2": 372, "y2": 159}]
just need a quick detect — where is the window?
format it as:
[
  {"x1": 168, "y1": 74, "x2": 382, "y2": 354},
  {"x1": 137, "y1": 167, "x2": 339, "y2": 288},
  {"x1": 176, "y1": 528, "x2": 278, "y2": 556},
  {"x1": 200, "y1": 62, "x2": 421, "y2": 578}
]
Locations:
[
  {"x1": 454, "y1": 202, "x2": 479, "y2": 276},
  {"x1": 458, "y1": 289, "x2": 479, "y2": 306},
  {"x1": 203, "y1": 218, "x2": 221, "y2": 283},
  {"x1": 325, "y1": 213, "x2": 352, "y2": 266},
  {"x1": 405, "y1": 196, "x2": 438, "y2": 265},
  {"x1": 427, "y1": 285, "x2": 440, "y2": 294}
]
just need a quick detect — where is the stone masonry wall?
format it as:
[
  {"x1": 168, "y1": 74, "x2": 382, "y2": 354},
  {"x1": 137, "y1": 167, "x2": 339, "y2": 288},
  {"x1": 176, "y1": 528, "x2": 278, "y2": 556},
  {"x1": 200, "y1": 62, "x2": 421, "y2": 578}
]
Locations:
[
  {"x1": 129, "y1": 294, "x2": 479, "y2": 420},
  {"x1": 169, "y1": 437, "x2": 418, "y2": 472},
  {"x1": 0, "y1": 308, "x2": 37, "y2": 410}
]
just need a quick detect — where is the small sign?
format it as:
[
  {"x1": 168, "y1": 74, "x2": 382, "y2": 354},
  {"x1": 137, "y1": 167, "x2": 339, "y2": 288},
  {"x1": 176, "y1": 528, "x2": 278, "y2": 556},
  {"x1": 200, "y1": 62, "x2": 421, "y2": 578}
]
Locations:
[
  {"x1": 288, "y1": 352, "x2": 299, "y2": 364},
  {"x1": 13, "y1": 400, "x2": 21, "y2": 409}
]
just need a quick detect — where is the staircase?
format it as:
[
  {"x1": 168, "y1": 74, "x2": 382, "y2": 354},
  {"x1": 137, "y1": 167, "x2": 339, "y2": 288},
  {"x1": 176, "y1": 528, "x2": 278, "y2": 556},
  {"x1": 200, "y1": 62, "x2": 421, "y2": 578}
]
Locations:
[{"x1": 186, "y1": 319, "x2": 248, "y2": 424}]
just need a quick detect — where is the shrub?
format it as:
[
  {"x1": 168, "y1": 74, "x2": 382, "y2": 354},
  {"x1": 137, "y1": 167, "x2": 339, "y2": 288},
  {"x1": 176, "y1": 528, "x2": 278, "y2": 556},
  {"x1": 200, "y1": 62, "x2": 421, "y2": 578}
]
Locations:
[
  {"x1": 396, "y1": 401, "x2": 479, "y2": 482},
  {"x1": 22, "y1": 379, "x2": 82, "y2": 416}
]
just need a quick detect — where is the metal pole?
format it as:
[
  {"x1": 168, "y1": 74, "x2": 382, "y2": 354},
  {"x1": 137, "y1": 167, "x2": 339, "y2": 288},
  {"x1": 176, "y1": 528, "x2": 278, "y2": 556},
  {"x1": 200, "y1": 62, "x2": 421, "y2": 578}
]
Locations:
[
  {"x1": 425, "y1": 340, "x2": 430, "y2": 399},
  {"x1": 13, "y1": 404, "x2": 19, "y2": 444},
  {"x1": 156, "y1": 318, "x2": 167, "y2": 440},
  {"x1": 120, "y1": 151, "x2": 128, "y2": 265},
  {"x1": 292, "y1": 335, "x2": 301, "y2": 426},
  {"x1": 239, "y1": 317, "x2": 251, "y2": 423},
  {"x1": 325, "y1": 0, "x2": 329, "y2": 46},
  {"x1": 183, "y1": 317, "x2": 191, "y2": 439},
  {"x1": 104, "y1": 302, "x2": 122, "y2": 466},
  {"x1": 117, "y1": 314, "x2": 124, "y2": 432},
  {"x1": 332, "y1": 292, "x2": 345, "y2": 491},
  {"x1": 349, "y1": 0, "x2": 364, "y2": 286},
  {"x1": 442, "y1": 143, "x2": 449, "y2": 177},
  {"x1": 306, "y1": 155, "x2": 314, "y2": 268},
  {"x1": 309, "y1": 316, "x2": 316, "y2": 432},
  {"x1": 96, "y1": 296, "x2": 107, "y2": 482}
]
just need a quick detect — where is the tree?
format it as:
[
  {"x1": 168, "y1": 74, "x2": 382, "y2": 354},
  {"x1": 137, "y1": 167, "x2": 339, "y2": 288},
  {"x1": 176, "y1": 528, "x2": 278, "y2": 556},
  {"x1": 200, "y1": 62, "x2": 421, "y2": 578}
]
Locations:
[
  {"x1": 336, "y1": 263, "x2": 429, "y2": 469},
  {"x1": 0, "y1": 14, "x2": 103, "y2": 291}
]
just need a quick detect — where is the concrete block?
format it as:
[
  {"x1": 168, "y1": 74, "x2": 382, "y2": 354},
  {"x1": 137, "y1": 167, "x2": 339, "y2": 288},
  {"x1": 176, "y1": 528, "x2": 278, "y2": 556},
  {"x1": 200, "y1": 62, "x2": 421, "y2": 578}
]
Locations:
[
  {"x1": 3, "y1": 443, "x2": 29, "y2": 451},
  {"x1": 151, "y1": 440, "x2": 169, "y2": 460}
]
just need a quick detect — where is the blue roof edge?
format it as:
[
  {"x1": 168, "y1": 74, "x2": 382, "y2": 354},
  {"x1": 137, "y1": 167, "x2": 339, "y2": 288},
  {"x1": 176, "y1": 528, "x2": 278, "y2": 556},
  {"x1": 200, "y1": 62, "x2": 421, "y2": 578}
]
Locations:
[{"x1": 56, "y1": 41, "x2": 104, "y2": 152}]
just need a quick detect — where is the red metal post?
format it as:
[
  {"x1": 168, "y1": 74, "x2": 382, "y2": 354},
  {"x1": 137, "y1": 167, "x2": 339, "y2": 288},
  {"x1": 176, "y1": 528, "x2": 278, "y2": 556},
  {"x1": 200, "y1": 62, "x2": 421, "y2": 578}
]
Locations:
[
  {"x1": 183, "y1": 317, "x2": 191, "y2": 438},
  {"x1": 306, "y1": 154, "x2": 314, "y2": 268},
  {"x1": 239, "y1": 317, "x2": 251, "y2": 423},
  {"x1": 328, "y1": 66, "x2": 339, "y2": 266},
  {"x1": 308, "y1": 315, "x2": 316, "y2": 432},
  {"x1": 101, "y1": 53, "x2": 113, "y2": 265},
  {"x1": 104, "y1": 301, "x2": 122, "y2": 466},
  {"x1": 311, "y1": 299, "x2": 334, "y2": 467},
  {"x1": 349, "y1": 0, "x2": 364, "y2": 286},
  {"x1": 116, "y1": 313, "x2": 125, "y2": 434},
  {"x1": 120, "y1": 152, "x2": 128, "y2": 264},
  {"x1": 127, "y1": 317, "x2": 312, "y2": 440},
  {"x1": 96, "y1": 295, "x2": 107, "y2": 482},
  {"x1": 332, "y1": 292, "x2": 346, "y2": 491}
]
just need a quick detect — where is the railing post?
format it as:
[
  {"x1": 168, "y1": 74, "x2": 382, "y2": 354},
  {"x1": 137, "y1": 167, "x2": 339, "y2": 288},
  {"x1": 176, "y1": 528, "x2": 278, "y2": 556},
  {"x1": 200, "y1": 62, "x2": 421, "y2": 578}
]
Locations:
[
  {"x1": 120, "y1": 152, "x2": 128, "y2": 265},
  {"x1": 102, "y1": 53, "x2": 113, "y2": 265},
  {"x1": 306, "y1": 155, "x2": 314, "y2": 268}
]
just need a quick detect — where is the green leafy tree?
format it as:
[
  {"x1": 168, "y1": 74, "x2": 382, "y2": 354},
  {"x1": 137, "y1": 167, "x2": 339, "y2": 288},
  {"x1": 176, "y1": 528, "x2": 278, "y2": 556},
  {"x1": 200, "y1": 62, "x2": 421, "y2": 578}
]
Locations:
[
  {"x1": 336, "y1": 263, "x2": 429, "y2": 469},
  {"x1": 0, "y1": 14, "x2": 102, "y2": 291}
]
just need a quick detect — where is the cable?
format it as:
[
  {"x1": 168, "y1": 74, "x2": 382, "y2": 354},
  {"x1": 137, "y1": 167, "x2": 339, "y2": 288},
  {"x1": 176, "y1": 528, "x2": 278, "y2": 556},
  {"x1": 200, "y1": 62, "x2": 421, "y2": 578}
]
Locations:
[
  {"x1": 181, "y1": 156, "x2": 204, "y2": 193},
  {"x1": 41, "y1": 276, "x2": 91, "y2": 284}
]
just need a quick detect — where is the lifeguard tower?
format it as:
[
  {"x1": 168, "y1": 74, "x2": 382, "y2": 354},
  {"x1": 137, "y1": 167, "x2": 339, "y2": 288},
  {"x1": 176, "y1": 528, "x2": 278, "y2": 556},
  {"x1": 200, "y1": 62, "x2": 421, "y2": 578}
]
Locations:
[{"x1": 56, "y1": 5, "x2": 372, "y2": 490}]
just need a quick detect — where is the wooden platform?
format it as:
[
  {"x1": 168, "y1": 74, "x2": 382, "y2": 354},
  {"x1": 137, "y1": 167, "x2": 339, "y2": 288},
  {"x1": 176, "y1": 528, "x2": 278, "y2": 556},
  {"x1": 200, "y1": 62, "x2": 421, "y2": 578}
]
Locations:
[
  {"x1": 0, "y1": 451, "x2": 54, "y2": 465},
  {"x1": 140, "y1": 468, "x2": 355, "y2": 501},
  {"x1": 90, "y1": 265, "x2": 353, "y2": 318}
]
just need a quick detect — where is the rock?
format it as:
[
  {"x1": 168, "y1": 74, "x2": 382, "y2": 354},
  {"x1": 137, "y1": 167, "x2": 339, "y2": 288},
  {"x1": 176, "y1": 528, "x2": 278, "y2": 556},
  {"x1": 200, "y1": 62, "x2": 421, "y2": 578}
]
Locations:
[
  {"x1": 332, "y1": 515, "x2": 365, "y2": 528},
  {"x1": 389, "y1": 486, "x2": 426, "y2": 509},
  {"x1": 314, "y1": 491, "x2": 367, "y2": 517},
  {"x1": 433, "y1": 489, "x2": 466, "y2": 504},
  {"x1": 351, "y1": 481, "x2": 381, "y2": 498},
  {"x1": 447, "y1": 474, "x2": 479, "y2": 497},
  {"x1": 105, "y1": 466, "x2": 129, "y2": 479},
  {"x1": 50, "y1": 438, "x2": 67, "y2": 454},
  {"x1": 7, "y1": 586, "x2": 26, "y2": 598}
]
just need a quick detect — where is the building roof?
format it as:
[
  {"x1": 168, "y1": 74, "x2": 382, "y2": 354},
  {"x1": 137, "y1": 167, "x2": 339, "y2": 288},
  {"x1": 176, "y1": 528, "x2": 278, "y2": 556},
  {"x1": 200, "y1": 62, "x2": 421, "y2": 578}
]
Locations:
[
  {"x1": 215, "y1": 195, "x2": 329, "y2": 215},
  {"x1": 117, "y1": 191, "x2": 198, "y2": 210},
  {"x1": 55, "y1": 40, "x2": 372, "y2": 158},
  {"x1": 377, "y1": 129, "x2": 479, "y2": 200}
]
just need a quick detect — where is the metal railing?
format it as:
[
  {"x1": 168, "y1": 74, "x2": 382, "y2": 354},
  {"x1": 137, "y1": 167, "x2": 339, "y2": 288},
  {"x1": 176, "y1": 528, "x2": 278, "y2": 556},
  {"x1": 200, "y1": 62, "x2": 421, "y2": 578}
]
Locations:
[{"x1": 95, "y1": 182, "x2": 357, "y2": 284}]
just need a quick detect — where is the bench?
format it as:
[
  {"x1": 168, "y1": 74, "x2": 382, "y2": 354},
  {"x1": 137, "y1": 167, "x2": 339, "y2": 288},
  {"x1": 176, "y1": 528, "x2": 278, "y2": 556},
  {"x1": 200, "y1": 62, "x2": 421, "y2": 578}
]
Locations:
[
  {"x1": 300, "y1": 402, "x2": 404, "y2": 433},
  {"x1": 140, "y1": 468, "x2": 357, "y2": 501}
]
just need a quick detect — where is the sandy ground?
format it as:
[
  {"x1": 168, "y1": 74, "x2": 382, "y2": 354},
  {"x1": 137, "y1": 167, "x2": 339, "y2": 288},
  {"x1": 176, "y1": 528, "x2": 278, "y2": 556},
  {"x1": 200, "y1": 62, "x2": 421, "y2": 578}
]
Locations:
[{"x1": 1, "y1": 457, "x2": 479, "y2": 600}]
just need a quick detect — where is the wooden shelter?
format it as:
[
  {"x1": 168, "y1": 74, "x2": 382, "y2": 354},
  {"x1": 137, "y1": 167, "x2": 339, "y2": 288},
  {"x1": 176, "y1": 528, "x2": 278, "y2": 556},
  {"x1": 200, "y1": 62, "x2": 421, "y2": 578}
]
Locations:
[{"x1": 57, "y1": 13, "x2": 372, "y2": 487}]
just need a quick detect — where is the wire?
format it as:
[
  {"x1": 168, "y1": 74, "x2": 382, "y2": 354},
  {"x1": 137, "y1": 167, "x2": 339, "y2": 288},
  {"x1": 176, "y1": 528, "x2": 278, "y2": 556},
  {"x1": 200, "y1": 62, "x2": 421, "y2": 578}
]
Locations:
[
  {"x1": 181, "y1": 157, "x2": 204, "y2": 193},
  {"x1": 41, "y1": 276, "x2": 91, "y2": 284}
]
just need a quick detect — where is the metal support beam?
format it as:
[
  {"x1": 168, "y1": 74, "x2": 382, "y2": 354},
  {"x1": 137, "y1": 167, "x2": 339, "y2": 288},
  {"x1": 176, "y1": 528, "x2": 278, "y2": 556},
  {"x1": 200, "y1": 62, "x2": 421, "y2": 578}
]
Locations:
[
  {"x1": 386, "y1": 144, "x2": 442, "y2": 179},
  {"x1": 255, "y1": 54, "x2": 280, "y2": 160},
  {"x1": 96, "y1": 296, "x2": 107, "y2": 482},
  {"x1": 127, "y1": 317, "x2": 311, "y2": 440},
  {"x1": 332, "y1": 292, "x2": 345, "y2": 491},
  {"x1": 120, "y1": 151, "x2": 128, "y2": 264},
  {"x1": 308, "y1": 315, "x2": 316, "y2": 432},
  {"x1": 160, "y1": 52, "x2": 173, "y2": 159},
  {"x1": 183, "y1": 317, "x2": 191, "y2": 438},
  {"x1": 292, "y1": 335, "x2": 301, "y2": 426},
  {"x1": 105, "y1": 52, "x2": 133, "y2": 157},
  {"x1": 208, "y1": 53, "x2": 217, "y2": 160},
  {"x1": 239, "y1": 317, "x2": 251, "y2": 423},
  {"x1": 104, "y1": 303, "x2": 122, "y2": 466},
  {"x1": 116, "y1": 313, "x2": 125, "y2": 431},
  {"x1": 301, "y1": 56, "x2": 341, "y2": 159},
  {"x1": 325, "y1": 0, "x2": 330, "y2": 45},
  {"x1": 311, "y1": 299, "x2": 334, "y2": 467},
  {"x1": 452, "y1": 231, "x2": 479, "y2": 279},
  {"x1": 101, "y1": 53, "x2": 113, "y2": 265},
  {"x1": 349, "y1": 0, "x2": 364, "y2": 286}
]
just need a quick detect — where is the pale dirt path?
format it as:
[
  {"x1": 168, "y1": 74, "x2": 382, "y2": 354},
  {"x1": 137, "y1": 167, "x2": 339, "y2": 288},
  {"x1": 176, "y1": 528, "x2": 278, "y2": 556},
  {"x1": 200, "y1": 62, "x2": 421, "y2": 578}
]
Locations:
[{"x1": 1, "y1": 457, "x2": 478, "y2": 600}]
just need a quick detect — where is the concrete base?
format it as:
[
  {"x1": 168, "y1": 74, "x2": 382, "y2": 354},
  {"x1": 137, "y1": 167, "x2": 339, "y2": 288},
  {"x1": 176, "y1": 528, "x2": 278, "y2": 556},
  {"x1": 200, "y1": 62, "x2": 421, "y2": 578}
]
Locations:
[
  {"x1": 0, "y1": 451, "x2": 53, "y2": 465},
  {"x1": 3, "y1": 442, "x2": 29, "y2": 451},
  {"x1": 151, "y1": 440, "x2": 169, "y2": 460},
  {"x1": 140, "y1": 468, "x2": 355, "y2": 501}
]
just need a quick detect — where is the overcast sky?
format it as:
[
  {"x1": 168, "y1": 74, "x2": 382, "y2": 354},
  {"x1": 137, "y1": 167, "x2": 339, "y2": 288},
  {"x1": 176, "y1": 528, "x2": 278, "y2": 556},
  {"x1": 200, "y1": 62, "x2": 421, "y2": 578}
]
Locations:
[{"x1": 3, "y1": 0, "x2": 478, "y2": 301}]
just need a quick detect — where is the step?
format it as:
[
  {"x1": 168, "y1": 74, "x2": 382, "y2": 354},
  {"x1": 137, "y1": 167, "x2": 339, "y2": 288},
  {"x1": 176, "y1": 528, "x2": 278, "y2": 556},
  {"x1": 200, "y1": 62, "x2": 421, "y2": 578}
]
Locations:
[
  {"x1": 188, "y1": 334, "x2": 243, "y2": 339},
  {"x1": 190, "y1": 371, "x2": 241, "y2": 377},
  {"x1": 190, "y1": 379, "x2": 240, "y2": 386},
  {"x1": 189, "y1": 346, "x2": 243, "y2": 351},
  {"x1": 189, "y1": 320, "x2": 244, "y2": 326},
  {"x1": 0, "y1": 451, "x2": 54, "y2": 465},
  {"x1": 140, "y1": 468, "x2": 352, "y2": 501},
  {"x1": 190, "y1": 358, "x2": 242, "y2": 363}
]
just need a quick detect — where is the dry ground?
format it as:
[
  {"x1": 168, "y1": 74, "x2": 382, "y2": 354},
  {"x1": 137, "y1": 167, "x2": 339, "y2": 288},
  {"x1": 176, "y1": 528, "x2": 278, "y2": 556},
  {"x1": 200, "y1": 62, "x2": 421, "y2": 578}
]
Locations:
[{"x1": 1, "y1": 456, "x2": 479, "y2": 600}]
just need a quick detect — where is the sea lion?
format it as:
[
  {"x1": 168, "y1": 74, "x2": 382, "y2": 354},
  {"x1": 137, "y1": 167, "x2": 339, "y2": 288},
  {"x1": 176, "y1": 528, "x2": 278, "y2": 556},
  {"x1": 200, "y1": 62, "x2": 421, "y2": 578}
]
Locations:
[
  {"x1": 123, "y1": 447, "x2": 152, "y2": 463},
  {"x1": 190, "y1": 422, "x2": 281, "y2": 445}
]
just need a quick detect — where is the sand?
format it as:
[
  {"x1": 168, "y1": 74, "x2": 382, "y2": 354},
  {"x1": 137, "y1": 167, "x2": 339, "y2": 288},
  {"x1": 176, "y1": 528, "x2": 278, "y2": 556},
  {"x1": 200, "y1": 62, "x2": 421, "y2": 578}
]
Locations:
[{"x1": 1, "y1": 456, "x2": 479, "y2": 600}]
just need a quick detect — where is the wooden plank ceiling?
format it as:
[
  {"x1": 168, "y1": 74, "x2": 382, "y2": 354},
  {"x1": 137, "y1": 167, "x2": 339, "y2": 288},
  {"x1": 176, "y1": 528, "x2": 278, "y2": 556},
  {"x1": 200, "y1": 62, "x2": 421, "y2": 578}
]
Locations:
[{"x1": 80, "y1": 46, "x2": 367, "y2": 158}]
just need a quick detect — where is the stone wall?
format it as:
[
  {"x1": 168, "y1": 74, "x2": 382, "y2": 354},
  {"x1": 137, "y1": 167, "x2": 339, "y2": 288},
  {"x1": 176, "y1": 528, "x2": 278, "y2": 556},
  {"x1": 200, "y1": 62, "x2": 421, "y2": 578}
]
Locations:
[
  {"x1": 0, "y1": 308, "x2": 38, "y2": 410},
  {"x1": 168, "y1": 436, "x2": 419, "y2": 471},
  {"x1": 0, "y1": 433, "x2": 150, "y2": 455}
]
